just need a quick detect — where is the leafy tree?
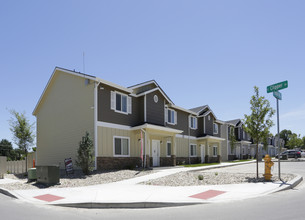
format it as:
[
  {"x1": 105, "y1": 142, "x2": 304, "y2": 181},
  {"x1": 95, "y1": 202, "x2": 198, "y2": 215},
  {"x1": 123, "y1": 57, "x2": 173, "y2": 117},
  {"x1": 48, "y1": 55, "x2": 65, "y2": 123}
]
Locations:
[
  {"x1": 279, "y1": 129, "x2": 292, "y2": 148},
  {"x1": 9, "y1": 110, "x2": 35, "y2": 169},
  {"x1": 0, "y1": 139, "x2": 15, "y2": 160},
  {"x1": 76, "y1": 132, "x2": 94, "y2": 175},
  {"x1": 287, "y1": 133, "x2": 302, "y2": 149},
  {"x1": 243, "y1": 86, "x2": 275, "y2": 179}
]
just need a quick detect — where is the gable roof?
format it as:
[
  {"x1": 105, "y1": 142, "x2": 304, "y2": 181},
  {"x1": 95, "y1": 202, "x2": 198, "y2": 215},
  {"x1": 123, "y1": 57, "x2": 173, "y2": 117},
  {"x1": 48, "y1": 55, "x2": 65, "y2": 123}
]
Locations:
[
  {"x1": 226, "y1": 119, "x2": 243, "y2": 127},
  {"x1": 189, "y1": 105, "x2": 208, "y2": 114},
  {"x1": 129, "y1": 80, "x2": 174, "y2": 105},
  {"x1": 32, "y1": 67, "x2": 132, "y2": 116}
]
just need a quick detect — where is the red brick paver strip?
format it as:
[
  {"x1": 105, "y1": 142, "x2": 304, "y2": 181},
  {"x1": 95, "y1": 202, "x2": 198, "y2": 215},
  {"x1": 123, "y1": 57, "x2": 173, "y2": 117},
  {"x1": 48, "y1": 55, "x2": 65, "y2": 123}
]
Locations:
[
  {"x1": 189, "y1": 190, "x2": 226, "y2": 200},
  {"x1": 34, "y1": 194, "x2": 65, "y2": 202}
]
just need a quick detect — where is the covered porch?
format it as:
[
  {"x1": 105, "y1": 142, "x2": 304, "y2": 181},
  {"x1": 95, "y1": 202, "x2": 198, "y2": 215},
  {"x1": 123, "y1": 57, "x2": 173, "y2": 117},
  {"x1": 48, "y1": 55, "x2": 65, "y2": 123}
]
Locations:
[
  {"x1": 132, "y1": 123, "x2": 183, "y2": 167},
  {"x1": 197, "y1": 135, "x2": 225, "y2": 163}
]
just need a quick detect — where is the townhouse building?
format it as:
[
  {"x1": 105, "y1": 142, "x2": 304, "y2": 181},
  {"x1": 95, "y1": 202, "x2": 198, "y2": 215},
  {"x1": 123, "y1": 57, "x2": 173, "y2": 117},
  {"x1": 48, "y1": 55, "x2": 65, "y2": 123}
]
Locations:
[{"x1": 33, "y1": 67, "x2": 225, "y2": 170}]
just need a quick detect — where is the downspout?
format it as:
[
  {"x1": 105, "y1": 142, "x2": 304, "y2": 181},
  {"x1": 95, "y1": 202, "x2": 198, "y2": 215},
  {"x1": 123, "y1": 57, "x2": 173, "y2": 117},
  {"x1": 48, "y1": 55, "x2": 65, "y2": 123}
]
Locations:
[{"x1": 94, "y1": 81, "x2": 101, "y2": 170}]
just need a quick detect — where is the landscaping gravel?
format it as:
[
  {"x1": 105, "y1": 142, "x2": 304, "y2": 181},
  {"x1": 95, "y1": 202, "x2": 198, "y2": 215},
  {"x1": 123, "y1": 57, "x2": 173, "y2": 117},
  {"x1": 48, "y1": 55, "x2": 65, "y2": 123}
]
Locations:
[
  {"x1": 1, "y1": 169, "x2": 154, "y2": 190},
  {"x1": 141, "y1": 171, "x2": 296, "y2": 186}
]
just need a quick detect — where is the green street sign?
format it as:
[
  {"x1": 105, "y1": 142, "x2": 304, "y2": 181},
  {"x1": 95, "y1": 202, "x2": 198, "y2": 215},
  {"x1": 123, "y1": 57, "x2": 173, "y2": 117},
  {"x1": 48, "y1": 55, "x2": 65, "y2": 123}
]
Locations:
[
  {"x1": 273, "y1": 91, "x2": 282, "y2": 100},
  {"x1": 267, "y1": 80, "x2": 288, "y2": 93}
]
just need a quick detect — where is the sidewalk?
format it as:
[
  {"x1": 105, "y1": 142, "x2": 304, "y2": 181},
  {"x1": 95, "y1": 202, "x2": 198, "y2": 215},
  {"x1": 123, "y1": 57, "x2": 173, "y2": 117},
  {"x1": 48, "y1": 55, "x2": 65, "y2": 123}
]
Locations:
[{"x1": 0, "y1": 161, "x2": 303, "y2": 208}]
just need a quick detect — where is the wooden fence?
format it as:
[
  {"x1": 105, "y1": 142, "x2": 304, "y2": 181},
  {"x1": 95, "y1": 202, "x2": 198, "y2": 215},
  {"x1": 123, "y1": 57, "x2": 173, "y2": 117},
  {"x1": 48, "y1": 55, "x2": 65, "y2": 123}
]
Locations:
[{"x1": 1, "y1": 152, "x2": 36, "y2": 174}]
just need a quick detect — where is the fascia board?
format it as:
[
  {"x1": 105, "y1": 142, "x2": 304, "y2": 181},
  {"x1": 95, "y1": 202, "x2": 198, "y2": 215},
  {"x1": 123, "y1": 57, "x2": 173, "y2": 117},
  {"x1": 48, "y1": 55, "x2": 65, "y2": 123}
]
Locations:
[
  {"x1": 128, "y1": 80, "x2": 158, "y2": 89},
  {"x1": 170, "y1": 104, "x2": 197, "y2": 115},
  {"x1": 134, "y1": 87, "x2": 174, "y2": 105}
]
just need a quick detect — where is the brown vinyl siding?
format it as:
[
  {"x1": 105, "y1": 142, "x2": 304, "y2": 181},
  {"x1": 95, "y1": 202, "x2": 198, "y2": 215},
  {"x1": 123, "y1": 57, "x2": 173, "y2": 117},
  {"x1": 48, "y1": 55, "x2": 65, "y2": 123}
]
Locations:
[
  {"x1": 145, "y1": 91, "x2": 165, "y2": 126},
  {"x1": 98, "y1": 84, "x2": 141, "y2": 126}
]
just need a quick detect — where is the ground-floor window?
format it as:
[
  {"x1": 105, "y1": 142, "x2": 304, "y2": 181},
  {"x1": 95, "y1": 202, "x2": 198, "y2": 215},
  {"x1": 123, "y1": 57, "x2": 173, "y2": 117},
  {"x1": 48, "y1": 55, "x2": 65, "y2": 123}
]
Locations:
[
  {"x1": 167, "y1": 142, "x2": 171, "y2": 157},
  {"x1": 190, "y1": 144, "x2": 197, "y2": 157},
  {"x1": 213, "y1": 145, "x2": 218, "y2": 157},
  {"x1": 113, "y1": 136, "x2": 130, "y2": 156}
]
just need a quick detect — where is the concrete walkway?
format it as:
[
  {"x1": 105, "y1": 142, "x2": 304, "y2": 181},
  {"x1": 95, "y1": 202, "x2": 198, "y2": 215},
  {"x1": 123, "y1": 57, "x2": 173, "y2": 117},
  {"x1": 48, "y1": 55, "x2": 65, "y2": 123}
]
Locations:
[{"x1": 0, "y1": 161, "x2": 303, "y2": 208}]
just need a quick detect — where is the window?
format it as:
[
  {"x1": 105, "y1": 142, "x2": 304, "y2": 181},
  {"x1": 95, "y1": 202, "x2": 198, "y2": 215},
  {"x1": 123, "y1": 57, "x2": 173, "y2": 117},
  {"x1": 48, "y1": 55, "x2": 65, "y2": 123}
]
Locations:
[
  {"x1": 213, "y1": 123, "x2": 218, "y2": 134},
  {"x1": 166, "y1": 142, "x2": 171, "y2": 157},
  {"x1": 213, "y1": 145, "x2": 218, "y2": 157},
  {"x1": 114, "y1": 136, "x2": 130, "y2": 156},
  {"x1": 243, "y1": 131, "x2": 245, "y2": 139},
  {"x1": 111, "y1": 91, "x2": 132, "y2": 114},
  {"x1": 190, "y1": 144, "x2": 197, "y2": 157},
  {"x1": 166, "y1": 108, "x2": 177, "y2": 125},
  {"x1": 189, "y1": 116, "x2": 197, "y2": 129}
]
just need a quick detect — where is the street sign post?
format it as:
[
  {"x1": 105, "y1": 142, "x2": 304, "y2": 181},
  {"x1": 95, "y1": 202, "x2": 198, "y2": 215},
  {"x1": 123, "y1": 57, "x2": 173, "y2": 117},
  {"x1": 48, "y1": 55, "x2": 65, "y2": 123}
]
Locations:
[
  {"x1": 273, "y1": 91, "x2": 282, "y2": 100},
  {"x1": 267, "y1": 80, "x2": 288, "y2": 182},
  {"x1": 267, "y1": 80, "x2": 288, "y2": 93}
]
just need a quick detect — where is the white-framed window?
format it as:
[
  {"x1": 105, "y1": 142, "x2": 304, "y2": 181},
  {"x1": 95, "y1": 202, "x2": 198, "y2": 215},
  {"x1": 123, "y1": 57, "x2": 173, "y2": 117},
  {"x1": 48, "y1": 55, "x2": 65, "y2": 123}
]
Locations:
[
  {"x1": 111, "y1": 91, "x2": 132, "y2": 114},
  {"x1": 166, "y1": 141, "x2": 171, "y2": 157},
  {"x1": 190, "y1": 144, "x2": 197, "y2": 157},
  {"x1": 213, "y1": 145, "x2": 218, "y2": 157},
  {"x1": 165, "y1": 108, "x2": 177, "y2": 125},
  {"x1": 208, "y1": 115, "x2": 211, "y2": 121},
  {"x1": 189, "y1": 116, "x2": 197, "y2": 129},
  {"x1": 213, "y1": 123, "x2": 219, "y2": 134},
  {"x1": 113, "y1": 136, "x2": 130, "y2": 157}
]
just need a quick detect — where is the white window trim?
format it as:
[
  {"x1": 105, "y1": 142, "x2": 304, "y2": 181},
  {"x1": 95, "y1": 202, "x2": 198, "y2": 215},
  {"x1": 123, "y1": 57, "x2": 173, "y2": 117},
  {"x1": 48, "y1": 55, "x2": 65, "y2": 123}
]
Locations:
[
  {"x1": 213, "y1": 123, "x2": 219, "y2": 134},
  {"x1": 189, "y1": 116, "x2": 197, "y2": 130},
  {"x1": 113, "y1": 136, "x2": 130, "y2": 157},
  {"x1": 166, "y1": 108, "x2": 177, "y2": 125},
  {"x1": 166, "y1": 141, "x2": 171, "y2": 157},
  {"x1": 213, "y1": 145, "x2": 218, "y2": 157},
  {"x1": 111, "y1": 91, "x2": 132, "y2": 115},
  {"x1": 190, "y1": 144, "x2": 197, "y2": 157}
]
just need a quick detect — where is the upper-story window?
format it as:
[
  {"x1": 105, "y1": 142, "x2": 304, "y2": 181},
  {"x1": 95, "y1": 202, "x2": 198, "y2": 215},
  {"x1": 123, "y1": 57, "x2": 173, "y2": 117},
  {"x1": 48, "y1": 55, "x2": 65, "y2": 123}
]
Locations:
[
  {"x1": 166, "y1": 108, "x2": 177, "y2": 125},
  {"x1": 243, "y1": 131, "x2": 245, "y2": 139},
  {"x1": 189, "y1": 116, "x2": 197, "y2": 129},
  {"x1": 213, "y1": 123, "x2": 219, "y2": 134},
  {"x1": 111, "y1": 91, "x2": 132, "y2": 114}
]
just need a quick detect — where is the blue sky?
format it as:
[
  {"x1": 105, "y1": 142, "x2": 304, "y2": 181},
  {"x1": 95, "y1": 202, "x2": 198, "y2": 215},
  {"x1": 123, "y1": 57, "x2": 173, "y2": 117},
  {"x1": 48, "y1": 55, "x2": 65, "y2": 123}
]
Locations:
[{"x1": 1, "y1": 0, "x2": 305, "y2": 148}]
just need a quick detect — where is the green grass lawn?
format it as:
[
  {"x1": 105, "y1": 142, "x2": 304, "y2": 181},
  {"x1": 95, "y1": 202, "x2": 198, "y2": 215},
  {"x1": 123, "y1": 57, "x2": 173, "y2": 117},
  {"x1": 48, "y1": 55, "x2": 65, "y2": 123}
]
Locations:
[
  {"x1": 179, "y1": 159, "x2": 253, "y2": 167},
  {"x1": 180, "y1": 163, "x2": 220, "y2": 167},
  {"x1": 228, "y1": 159, "x2": 253, "y2": 163}
]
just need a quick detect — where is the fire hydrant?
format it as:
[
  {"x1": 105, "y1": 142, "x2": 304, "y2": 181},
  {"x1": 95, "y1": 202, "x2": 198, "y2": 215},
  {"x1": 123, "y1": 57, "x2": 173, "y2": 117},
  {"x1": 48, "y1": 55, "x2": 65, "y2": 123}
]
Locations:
[{"x1": 263, "y1": 155, "x2": 274, "y2": 181}]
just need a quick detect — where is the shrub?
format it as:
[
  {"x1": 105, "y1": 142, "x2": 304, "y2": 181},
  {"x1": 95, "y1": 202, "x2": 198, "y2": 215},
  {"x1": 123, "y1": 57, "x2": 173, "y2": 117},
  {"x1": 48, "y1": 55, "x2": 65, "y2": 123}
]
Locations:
[
  {"x1": 198, "y1": 174, "x2": 204, "y2": 180},
  {"x1": 75, "y1": 132, "x2": 94, "y2": 175}
]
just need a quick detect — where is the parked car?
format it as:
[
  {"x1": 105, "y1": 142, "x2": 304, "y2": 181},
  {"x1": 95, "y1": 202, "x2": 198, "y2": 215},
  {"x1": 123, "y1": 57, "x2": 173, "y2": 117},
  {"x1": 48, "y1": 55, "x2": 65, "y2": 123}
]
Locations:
[
  {"x1": 275, "y1": 150, "x2": 301, "y2": 159},
  {"x1": 301, "y1": 150, "x2": 305, "y2": 158}
]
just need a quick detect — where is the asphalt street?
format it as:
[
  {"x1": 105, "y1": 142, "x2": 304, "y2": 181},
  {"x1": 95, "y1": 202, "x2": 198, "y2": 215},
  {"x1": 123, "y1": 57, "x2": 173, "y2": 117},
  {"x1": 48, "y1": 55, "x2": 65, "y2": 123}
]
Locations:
[{"x1": 0, "y1": 161, "x2": 304, "y2": 220}]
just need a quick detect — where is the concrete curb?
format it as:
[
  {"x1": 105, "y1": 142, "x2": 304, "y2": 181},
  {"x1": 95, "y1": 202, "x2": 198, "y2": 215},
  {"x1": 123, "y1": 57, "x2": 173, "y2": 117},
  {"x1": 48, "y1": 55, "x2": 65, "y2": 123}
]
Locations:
[
  {"x1": 0, "y1": 187, "x2": 18, "y2": 199},
  {"x1": 272, "y1": 174, "x2": 303, "y2": 193},
  {"x1": 52, "y1": 202, "x2": 201, "y2": 209}
]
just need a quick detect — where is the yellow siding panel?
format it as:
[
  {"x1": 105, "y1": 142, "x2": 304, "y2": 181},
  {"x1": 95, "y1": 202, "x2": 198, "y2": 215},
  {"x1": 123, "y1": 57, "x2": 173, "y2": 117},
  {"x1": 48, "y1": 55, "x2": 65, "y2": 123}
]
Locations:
[{"x1": 36, "y1": 70, "x2": 94, "y2": 168}]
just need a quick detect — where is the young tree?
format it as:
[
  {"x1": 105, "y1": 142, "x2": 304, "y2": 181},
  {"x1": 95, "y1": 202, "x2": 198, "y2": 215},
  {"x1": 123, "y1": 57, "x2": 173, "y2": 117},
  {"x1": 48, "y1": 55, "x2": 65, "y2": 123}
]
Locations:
[
  {"x1": 243, "y1": 86, "x2": 275, "y2": 179},
  {"x1": 76, "y1": 132, "x2": 94, "y2": 175},
  {"x1": 9, "y1": 110, "x2": 35, "y2": 169}
]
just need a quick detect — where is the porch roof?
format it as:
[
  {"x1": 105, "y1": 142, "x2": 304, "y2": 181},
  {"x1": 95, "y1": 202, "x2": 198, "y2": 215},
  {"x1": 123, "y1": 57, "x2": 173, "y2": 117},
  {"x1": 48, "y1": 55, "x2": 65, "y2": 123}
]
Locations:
[
  {"x1": 131, "y1": 123, "x2": 183, "y2": 135},
  {"x1": 197, "y1": 135, "x2": 225, "y2": 142}
]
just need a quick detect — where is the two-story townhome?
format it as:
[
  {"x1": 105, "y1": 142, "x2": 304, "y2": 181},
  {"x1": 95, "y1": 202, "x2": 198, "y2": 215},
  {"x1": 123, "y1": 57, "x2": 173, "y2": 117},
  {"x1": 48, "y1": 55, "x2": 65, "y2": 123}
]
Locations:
[
  {"x1": 33, "y1": 67, "x2": 225, "y2": 170},
  {"x1": 223, "y1": 119, "x2": 252, "y2": 160}
]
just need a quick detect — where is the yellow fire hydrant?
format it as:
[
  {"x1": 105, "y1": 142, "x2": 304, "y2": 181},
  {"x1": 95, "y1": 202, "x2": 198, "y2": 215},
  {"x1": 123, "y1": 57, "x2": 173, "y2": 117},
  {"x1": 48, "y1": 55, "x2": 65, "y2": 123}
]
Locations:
[{"x1": 263, "y1": 154, "x2": 274, "y2": 181}]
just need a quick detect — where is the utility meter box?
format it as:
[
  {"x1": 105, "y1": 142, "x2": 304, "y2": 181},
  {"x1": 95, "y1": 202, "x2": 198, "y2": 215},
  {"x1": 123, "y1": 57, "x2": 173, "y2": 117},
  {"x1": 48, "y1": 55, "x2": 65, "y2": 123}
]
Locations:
[
  {"x1": 36, "y1": 166, "x2": 60, "y2": 185},
  {"x1": 28, "y1": 168, "x2": 37, "y2": 181}
]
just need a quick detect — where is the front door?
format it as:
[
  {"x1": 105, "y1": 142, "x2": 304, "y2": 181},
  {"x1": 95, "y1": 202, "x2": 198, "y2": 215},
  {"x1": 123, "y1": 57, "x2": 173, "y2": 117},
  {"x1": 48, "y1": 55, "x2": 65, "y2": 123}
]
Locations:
[
  {"x1": 201, "y1": 145, "x2": 205, "y2": 163},
  {"x1": 152, "y1": 140, "x2": 160, "y2": 166}
]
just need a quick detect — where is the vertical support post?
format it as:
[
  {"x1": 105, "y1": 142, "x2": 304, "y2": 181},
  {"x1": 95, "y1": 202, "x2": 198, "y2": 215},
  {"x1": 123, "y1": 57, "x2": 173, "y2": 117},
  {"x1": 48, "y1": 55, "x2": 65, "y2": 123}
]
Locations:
[{"x1": 277, "y1": 98, "x2": 282, "y2": 181}]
